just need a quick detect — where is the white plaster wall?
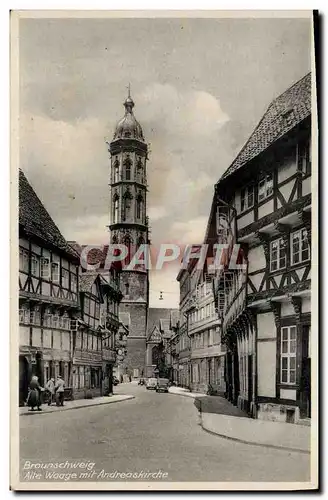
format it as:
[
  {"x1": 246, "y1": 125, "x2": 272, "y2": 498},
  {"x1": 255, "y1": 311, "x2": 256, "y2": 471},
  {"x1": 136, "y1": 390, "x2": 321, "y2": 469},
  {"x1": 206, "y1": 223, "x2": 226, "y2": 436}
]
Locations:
[
  {"x1": 279, "y1": 179, "x2": 295, "y2": 203},
  {"x1": 53, "y1": 331, "x2": 61, "y2": 350},
  {"x1": 62, "y1": 331, "x2": 70, "y2": 351},
  {"x1": 31, "y1": 243, "x2": 41, "y2": 255},
  {"x1": 19, "y1": 238, "x2": 29, "y2": 249},
  {"x1": 43, "y1": 283, "x2": 51, "y2": 296},
  {"x1": 258, "y1": 199, "x2": 274, "y2": 219},
  {"x1": 302, "y1": 297, "x2": 311, "y2": 313},
  {"x1": 257, "y1": 312, "x2": 276, "y2": 339},
  {"x1": 43, "y1": 330, "x2": 52, "y2": 348},
  {"x1": 280, "y1": 388, "x2": 296, "y2": 400},
  {"x1": 20, "y1": 325, "x2": 30, "y2": 346},
  {"x1": 302, "y1": 177, "x2": 312, "y2": 196},
  {"x1": 32, "y1": 328, "x2": 42, "y2": 347},
  {"x1": 281, "y1": 301, "x2": 295, "y2": 317},
  {"x1": 257, "y1": 340, "x2": 276, "y2": 397},
  {"x1": 278, "y1": 155, "x2": 297, "y2": 184},
  {"x1": 248, "y1": 246, "x2": 266, "y2": 273},
  {"x1": 235, "y1": 191, "x2": 241, "y2": 213},
  {"x1": 237, "y1": 211, "x2": 254, "y2": 230},
  {"x1": 248, "y1": 273, "x2": 264, "y2": 292}
]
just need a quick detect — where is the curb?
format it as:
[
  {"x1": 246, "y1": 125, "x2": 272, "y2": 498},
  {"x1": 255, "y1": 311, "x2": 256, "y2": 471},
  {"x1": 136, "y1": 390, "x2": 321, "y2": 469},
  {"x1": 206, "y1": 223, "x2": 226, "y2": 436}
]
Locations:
[
  {"x1": 200, "y1": 416, "x2": 310, "y2": 455},
  {"x1": 20, "y1": 395, "x2": 135, "y2": 416}
]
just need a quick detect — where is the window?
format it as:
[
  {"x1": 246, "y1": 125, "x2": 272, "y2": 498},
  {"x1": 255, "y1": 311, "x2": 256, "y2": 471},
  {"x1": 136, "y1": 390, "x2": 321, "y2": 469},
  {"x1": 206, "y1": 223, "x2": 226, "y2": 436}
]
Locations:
[
  {"x1": 31, "y1": 255, "x2": 40, "y2": 276},
  {"x1": 84, "y1": 297, "x2": 90, "y2": 315},
  {"x1": 113, "y1": 195, "x2": 119, "y2": 224},
  {"x1": 30, "y1": 308, "x2": 41, "y2": 325},
  {"x1": 281, "y1": 326, "x2": 297, "y2": 384},
  {"x1": 136, "y1": 157, "x2": 144, "y2": 183},
  {"x1": 113, "y1": 158, "x2": 120, "y2": 182},
  {"x1": 291, "y1": 229, "x2": 310, "y2": 265},
  {"x1": 52, "y1": 315, "x2": 59, "y2": 328},
  {"x1": 62, "y1": 269, "x2": 69, "y2": 289},
  {"x1": 298, "y1": 139, "x2": 311, "y2": 176},
  {"x1": 41, "y1": 258, "x2": 50, "y2": 279},
  {"x1": 71, "y1": 273, "x2": 77, "y2": 292},
  {"x1": 240, "y1": 185, "x2": 254, "y2": 212},
  {"x1": 209, "y1": 329, "x2": 214, "y2": 346},
  {"x1": 124, "y1": 156, "x2": 132, "y2": 180},
  {"x1": 136, "y1": 196, "x2": 143, "y2": 220},
  {"x1": 43, "y1": 311, "x2": 52, "y2": 328},
  {"x1": 19, "y1": 248, "x2": 29, "y2": 272},
  {"x1": 258, "y1": 173, "x2": 273, "y2": 202},
  {"x1": 270, "y1": 238, "x2": 287, "y2": 272},
  {"x1": 51, "y1": 262, "x2": 60, "y2": 282}
]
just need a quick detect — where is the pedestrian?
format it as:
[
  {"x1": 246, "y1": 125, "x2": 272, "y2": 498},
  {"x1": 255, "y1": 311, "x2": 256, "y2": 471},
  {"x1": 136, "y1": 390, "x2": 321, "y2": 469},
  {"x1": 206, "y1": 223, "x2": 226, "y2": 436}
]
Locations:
[
  {"x1": 55, "y1": 375, "x2": 65, "y2": 406},
  {"x1": 45, "y1": 377, "x2": 55, "y2": 406},
  {"x1": 26, "y1": 375, "x2": 43, "y2": 411}
]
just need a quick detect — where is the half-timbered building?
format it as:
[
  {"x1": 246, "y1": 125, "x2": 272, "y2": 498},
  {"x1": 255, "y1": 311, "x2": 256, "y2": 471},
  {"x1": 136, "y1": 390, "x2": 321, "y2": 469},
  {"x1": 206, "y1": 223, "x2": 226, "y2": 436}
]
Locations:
[
  {"x1": 73, "y1": 273, "x2": 122, "y2": 398},
  {"x1": 19, "y1": 170, "x2": 80, "y2": 405},
  {"x1": 209, "y1": 73, "x2": 313, "y2": 423},
  {"x1": 186, "y1": 268, "x2": 225, "y2": 395}
]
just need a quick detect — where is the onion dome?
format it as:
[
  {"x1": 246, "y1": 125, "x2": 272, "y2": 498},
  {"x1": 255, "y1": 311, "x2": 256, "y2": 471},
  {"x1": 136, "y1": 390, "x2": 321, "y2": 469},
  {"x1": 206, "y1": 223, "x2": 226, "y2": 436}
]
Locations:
[{"x1": 113, "y1": 89, "x2": 144, "y2": 142}]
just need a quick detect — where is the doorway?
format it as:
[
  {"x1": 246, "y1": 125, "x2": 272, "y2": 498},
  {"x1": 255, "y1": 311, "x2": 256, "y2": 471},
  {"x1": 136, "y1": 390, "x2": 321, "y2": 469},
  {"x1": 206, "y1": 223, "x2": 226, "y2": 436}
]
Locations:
[{"x1": 19, "y1": 356, "x2": 29, "y2": 406}]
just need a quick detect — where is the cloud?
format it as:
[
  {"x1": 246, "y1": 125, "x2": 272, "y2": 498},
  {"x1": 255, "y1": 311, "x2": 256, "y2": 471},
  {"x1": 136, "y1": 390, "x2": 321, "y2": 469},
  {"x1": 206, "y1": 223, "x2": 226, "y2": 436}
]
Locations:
[
  {"x1": 170, "y1": 216, "x2": 209, "y2": 246},
  {"x1": 137, "y1": 83, "x2": 229, "y2": 137}
]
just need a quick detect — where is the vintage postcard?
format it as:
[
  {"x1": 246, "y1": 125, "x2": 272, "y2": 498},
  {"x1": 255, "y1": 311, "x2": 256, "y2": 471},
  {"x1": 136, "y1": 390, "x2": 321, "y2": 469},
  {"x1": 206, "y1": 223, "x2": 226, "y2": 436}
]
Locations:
[{"x1": 10, "y1": 10, "x2": 318, "y2": 491}]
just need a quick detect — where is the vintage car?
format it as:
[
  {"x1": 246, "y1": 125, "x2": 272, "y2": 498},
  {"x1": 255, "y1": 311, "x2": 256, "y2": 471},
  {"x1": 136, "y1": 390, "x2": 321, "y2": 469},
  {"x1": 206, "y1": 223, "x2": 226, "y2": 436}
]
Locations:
[
  {"x1": 146, "y1": 378, "x2": 158, "y2": 390},
  {"x1": 156, "y1": 378, "x2": 170, "y2": 393}
]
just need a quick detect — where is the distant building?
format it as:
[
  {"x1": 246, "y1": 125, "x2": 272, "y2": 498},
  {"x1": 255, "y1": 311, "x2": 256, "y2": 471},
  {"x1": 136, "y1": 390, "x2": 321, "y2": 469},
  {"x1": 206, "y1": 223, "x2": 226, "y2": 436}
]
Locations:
[
  {"x1": 19, "y1": 170, "x2": 80, "y2": 405},
  {"x1": 209, "y1": 73, "x2": 312, "y2": 423},
  {"x1": 145, "y1": 308, "x2": 179, "y2": 379}
]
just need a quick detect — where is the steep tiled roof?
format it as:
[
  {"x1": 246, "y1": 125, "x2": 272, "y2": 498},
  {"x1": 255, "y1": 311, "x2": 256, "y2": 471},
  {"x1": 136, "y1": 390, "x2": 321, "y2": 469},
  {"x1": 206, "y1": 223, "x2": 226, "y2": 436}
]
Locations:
[
  {"x1": 79, "y1": 273, "x2": 97, "y2": 292},
  {"x1": 19, "y1": 170, "x2": 78, "y2": 259},
  {"x1": 219, "y1": 73, "x2": 311, "y2": 182},
  {"x1": 69, "y1": 242, "x2": 122, "y2": 272}
]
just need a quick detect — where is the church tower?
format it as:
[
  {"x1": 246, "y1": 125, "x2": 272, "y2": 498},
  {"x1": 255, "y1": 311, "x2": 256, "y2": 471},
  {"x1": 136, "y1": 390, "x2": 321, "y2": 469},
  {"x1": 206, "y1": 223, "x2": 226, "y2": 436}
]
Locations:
[{"x1": 107, "y1": 89, "x2": 149, "y2": 379}]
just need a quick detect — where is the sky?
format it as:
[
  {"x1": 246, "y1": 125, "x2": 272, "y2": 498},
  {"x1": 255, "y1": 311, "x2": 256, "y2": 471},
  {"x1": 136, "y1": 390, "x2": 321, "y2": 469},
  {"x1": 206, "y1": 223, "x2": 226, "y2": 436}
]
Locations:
[{"x1": 19, "y1": 14, "x2": 312, "y2": 308}]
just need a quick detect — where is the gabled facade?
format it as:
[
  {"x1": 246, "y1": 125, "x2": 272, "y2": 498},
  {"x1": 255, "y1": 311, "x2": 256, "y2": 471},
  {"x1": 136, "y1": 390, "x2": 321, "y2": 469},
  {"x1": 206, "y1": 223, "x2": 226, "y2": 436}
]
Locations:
[
  {"x1": 73, "y1": 273, "x2": 122, "y2": 398},
  {"x1": 19, "y1": 170, "x2": 80, "y2": 405},
  {"x1": 145, "y1": 308, "x2": 179, "y2": 379},
  {"x1": 209, "y1": 73, "x2": 313, "y2": 423}
]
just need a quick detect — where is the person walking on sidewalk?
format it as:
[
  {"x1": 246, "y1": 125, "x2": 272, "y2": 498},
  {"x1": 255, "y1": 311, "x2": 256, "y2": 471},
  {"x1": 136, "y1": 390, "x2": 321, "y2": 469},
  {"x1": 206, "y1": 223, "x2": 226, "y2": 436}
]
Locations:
[
  {"x1": 55, "y1": 375, "x2": 65, "y2": 406},
  {"x1": 45, "y1": 377, "x2": 55, "y2": 406},
  {"x1": 26, "y1": 375, "x2": 44, "y2": 411}
]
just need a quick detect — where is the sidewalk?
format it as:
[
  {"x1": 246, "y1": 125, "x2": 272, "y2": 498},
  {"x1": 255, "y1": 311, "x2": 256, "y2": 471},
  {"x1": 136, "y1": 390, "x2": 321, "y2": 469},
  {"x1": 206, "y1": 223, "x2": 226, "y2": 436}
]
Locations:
[
  {"x1": 19, "y1": 394, "x2": 134, "y2": 416},
  {"x1": 169, "y1": 387, "x2": 310, "y2": 453},
  {"x1": 168, "y1": 386, "x2": 207, "y2": 399}
]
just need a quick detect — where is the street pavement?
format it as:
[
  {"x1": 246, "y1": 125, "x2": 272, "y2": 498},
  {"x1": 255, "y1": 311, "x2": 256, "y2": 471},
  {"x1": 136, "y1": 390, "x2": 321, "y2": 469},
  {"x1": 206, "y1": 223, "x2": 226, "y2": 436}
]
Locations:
[{"x1": 19, "y1": 383, "x2": 310, "y2": 483}]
